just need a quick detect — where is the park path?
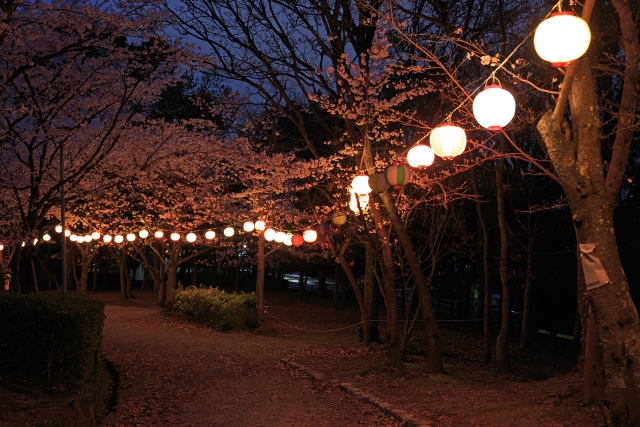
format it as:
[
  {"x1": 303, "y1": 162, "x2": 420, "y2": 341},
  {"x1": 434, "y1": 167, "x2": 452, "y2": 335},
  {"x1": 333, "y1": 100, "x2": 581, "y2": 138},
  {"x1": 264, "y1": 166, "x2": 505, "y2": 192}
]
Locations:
[{"x1": 99, "y1": 301, "x2": 398, "y2": 426}]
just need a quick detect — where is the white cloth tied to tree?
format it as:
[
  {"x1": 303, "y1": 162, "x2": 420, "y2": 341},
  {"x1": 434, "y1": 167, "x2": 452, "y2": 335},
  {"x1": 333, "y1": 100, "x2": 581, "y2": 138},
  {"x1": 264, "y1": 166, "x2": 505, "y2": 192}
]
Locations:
[{"x1": 579, "y1": 243, "x2": 610, "y2": 290}]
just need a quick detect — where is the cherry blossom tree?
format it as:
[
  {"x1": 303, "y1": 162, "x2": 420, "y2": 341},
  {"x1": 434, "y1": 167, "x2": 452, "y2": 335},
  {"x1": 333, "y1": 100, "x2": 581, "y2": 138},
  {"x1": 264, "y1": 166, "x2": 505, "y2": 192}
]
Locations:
[{"x1": 0, "y1": 0, "x2": 187, "y2": 290}]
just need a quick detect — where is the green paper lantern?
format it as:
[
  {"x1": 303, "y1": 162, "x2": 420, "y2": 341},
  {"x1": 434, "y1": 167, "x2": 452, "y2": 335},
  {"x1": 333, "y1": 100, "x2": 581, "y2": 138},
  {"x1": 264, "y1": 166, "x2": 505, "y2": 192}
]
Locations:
[{"x1": 385, "y1": 163, "x2": 411, "y2": 189}]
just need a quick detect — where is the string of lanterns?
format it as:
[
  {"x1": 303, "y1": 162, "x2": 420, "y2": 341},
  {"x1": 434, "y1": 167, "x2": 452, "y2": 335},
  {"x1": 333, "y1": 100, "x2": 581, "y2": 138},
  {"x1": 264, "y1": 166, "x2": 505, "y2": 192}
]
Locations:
[
  {"x1": 346, "y1": 0, "x2": 591, "y2": 200},
  {"x1": 0, "y1": 218, "x2": 338, "y2": 252}
]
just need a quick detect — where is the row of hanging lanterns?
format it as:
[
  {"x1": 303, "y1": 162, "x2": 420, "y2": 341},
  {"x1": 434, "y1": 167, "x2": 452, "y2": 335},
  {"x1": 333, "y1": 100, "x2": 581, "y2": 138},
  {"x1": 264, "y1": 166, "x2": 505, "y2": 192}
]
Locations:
[{"x1": 399, "y1": 6, "x2": 591, "y2": 164}]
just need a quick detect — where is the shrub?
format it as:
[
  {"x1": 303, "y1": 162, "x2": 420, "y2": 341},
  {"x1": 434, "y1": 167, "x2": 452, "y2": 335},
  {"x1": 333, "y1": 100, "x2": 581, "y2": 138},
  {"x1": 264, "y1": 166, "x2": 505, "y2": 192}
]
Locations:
[
  {"x1": 168, "y1": 286, "x2": 257, "y2": 330},
  {"x1": 0, "y1": 294, "x2": 105, "y2": 389}
]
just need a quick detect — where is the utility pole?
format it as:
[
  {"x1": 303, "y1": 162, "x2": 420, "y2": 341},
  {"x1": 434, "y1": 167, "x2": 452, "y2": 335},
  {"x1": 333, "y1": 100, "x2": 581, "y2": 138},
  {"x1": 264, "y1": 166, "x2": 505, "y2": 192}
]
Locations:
[{"x1": 60, "y1": 140, "x2": 66, "y2": 294}]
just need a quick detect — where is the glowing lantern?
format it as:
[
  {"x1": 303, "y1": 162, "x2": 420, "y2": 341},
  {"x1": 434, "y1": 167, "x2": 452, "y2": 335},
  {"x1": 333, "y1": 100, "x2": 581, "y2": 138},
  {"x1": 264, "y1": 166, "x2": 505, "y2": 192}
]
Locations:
[
  {"x1": 170, "y1": 233, "x2": 180, "y2": 241},
  {"x1": 385, "y1": 163, "x2": 411, "y2": 188},
  {"x1": 349, "y1": 190, "x2": 369, "y2": 213},
  {"x1": 42, "y1": 233, "x2": 51, "y2": 242},
  {"x1": 317, "y1": 223, "x2": 331, "y2": 237},
  {"x1": 139, "y1": 230, "x2": 149, "y2": 239},
  {"x1": 264, "y1": 228, "x2": 276, "y2": 241},
  {"x1": 205, "y1": 230, "x2": 216, "y2": 240},
  {"x1": 33, "y1": 238, "x2": 39, "y2": 245},
  {"x1": 115, "y1": 235, "x2": 124, "y2": 244},
  {"x1": 224, "y1": 227, "x2": 235, "y2": 237},
  {"x1": 55, "y1": 225, "x2": 62, "y2": 233},
  {"x1": 351, "y1": 174, "x2": 372, "y2": 195},
  {"x1": 126, "y1": 233, "x2": 136, "y2": 242},
  {"x1": 154, "y1": 230, "x2": 164, "y2": 239},
  {"x1": 332, "y1": 212, "x2": 347, "y2": 227},
  {"x1": 369, "y1": 172, "x2": 390, "y2": 193},
  {"x1": 292, "y1": 234, "x2": 304, "y2": 247},
  {"x1": 69, "y1": 234, "x2": 77, "y2": 242},
  {"x1": 255, "y1": 220, "x2": 266, "y2": 231},
  {"x1": 274, "y1": 231, "x2": 286, "y2": 243},
  {"x1": 303, "y1": 229, "x2": 317, "y2": 243},
  {"x1": 472, "y1": 85, "x2": 516, "y2": 130},
  {"x1": 284, "y1": 233, "x2": 293, "y2": 246},
  {"x1": 77, "y1": 236, "x2": 85, "y2": 243},
  {"x1": 430, "y1": 124, "x2": 466, "y2": 159},
  {"x1": 84, "y1": 234, "x2": 92, "y2": 242},
  {"x1": 103, "y1": 235, "x2": 112, "y2": 243},
  {"x1": 0, "y1": 244, "x2": 3, "y2": 251},
  {"x1": 407, "y1": 145, "x2": 435, "y2": 168},
  {"x1": 243, "y1": 221, "x2": 255, "y2": 233},
  {"x1": 186, "y1": 232, "x2": 197, "y2": 242},
  {"x1": 534, "y1": 12, "x2": 591, "y2": 67},
  {"x1": 64, "y1": 229, "x2": 71, "y2": 237}
]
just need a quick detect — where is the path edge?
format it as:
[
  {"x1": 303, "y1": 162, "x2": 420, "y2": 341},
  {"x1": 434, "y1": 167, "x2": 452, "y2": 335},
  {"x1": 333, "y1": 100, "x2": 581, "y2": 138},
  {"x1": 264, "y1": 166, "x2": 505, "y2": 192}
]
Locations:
[{"x1": 282, "y1": 359, "x2": 431, "y2": 427}]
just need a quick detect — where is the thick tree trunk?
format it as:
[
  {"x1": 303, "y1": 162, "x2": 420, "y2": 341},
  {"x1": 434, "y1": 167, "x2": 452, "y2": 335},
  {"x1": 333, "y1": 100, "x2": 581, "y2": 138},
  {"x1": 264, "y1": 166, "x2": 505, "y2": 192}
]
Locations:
[
  {"x1": 538, "y1": 56, "x2": 640, "y2": 424},
  {"x1": 367, "y1": 192, "x2": 401, "y2": 367},
  {"x1": 362, "y1": 243, "x2": 379, "y2": 345},
  {"x1": 495, "y1": 148, "x2": 510, "y2": 371},
  {"x1": 256, "y1": 232, "x2": 265, "y2": 323},
  {"x1": 472, "y1": 169, "x2": 492, "y2": 363}
]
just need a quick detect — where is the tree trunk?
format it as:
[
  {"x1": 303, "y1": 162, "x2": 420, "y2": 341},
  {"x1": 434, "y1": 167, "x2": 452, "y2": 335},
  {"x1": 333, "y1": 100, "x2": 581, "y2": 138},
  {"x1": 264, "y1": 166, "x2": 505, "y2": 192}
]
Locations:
[
  {"x1": 30, "y1": 257, "x2": 39, "y2": 295},
  {"x1": 520, "y1": 215, "x2": 534, "y2": 349},
  {"x1": 537, "y1": 54, "x2": 640, "y2": 424},
  {"x1": 495, "y1": 146, "x2": 511, "y2": 371},
  {"x1": 472, "y1": 169, "x2": 492, "y2": 363},
  {"x1": 118, "y1": 255, "x2": 127, "y2": 299},
  {"x1": 256, "y1": 232, "x2": 265, "y2": 323},
  {"x1": 362, "y1": 243, "x2": 379, "y2": 345}
]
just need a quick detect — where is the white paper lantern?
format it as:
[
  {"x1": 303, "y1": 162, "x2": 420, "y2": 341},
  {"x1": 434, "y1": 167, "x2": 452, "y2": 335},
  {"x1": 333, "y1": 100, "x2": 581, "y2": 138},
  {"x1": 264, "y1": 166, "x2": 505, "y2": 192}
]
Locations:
[
  {"x1": 0, "y1": 244, "x2": 4, "y2": 251},
  {"x1": 84, "y1": 234, "x2": 92, "y2": 242},
  {"x1": 349, "y1": 190, "x2": 369, "y2": 213},
  {"x1": 473, "y1": 85, "x2": 516, "y2": 130},
  {"x1": 139, "y1": 230, "x2": 149, "y2": 239},
  {"x1": 75, "y1": 236, "x2": 84, "y2": 243},
  {"x1": 534, "y1": 12, "x2": 591, "y2": 67},
  {"x1": 114, "y1": 235, "x2": 124, "y2": 244},
  {"x1": 69, "y1": 234, "x2": 78, "y2": 242},
  {"x1": 55, "y1": 225, "x2": 63, "y2": 233},
  {"x1": 264, "y1": 228, "x2": 276, "y2": 241},
  {"x1": 126, "y1": 233, "x2": 135, "y2": 242},
  {"x1": 224, "y1": 227, "x2": 235, "y2": 237},
  {"x1": 430, "y1": 124, "x2": 467, "y2": 159},
  {"x1": 407, "y1": 144, "x2": 435, "y2": 168},
  {"x1": 42, "y1": 233, "x2": 51, "y2": 242},
  {"x1": 64, "y1": 229, "x2": 71, "y2": 237},
  {"x1": 154, "y1": 230, "x2": 164, "y2": 239},
  {"x1": 351, "y1": 174, "x2": 372, "y2": 195},
  {"x1": 243, "y1": 221, "x2": 255, "y2": 232},
  {"x1": 274, "y1": 231, "x2": 286, "y2": 243},
  {"x1": 205, "y1": 230, "x2": 216, "y2": 239},
  {"x1": 170, "y1": 232, "x2": 180, "y2": 241},
  {"x1": 103, "y1": 235, "x2": 112, "y2": 243},
  {"x1": 284, "y1": 233, "x2": 293, "y2": 246},
  {"x1": 186, "y1": 232, "x2": 197, "y2": 242},
  {"x1": 254, "y1": 220, "x2": 266, "y2": 231},
  {"x1": 303, "y1": 229, "x2": 317, "y2": 243}
]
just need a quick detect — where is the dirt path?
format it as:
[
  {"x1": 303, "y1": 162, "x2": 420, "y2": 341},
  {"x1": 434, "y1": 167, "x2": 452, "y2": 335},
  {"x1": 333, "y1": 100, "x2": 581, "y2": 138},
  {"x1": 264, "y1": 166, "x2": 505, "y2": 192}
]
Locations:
[{"x1": 100, "y1": 302, "x2": 398, "y2": 426}]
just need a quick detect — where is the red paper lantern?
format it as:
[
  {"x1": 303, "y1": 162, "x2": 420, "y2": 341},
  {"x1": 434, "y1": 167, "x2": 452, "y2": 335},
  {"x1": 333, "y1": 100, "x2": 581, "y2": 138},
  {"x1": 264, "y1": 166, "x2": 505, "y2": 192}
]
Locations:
[{"x1": 292, "y1": 234, "x2": 304, "y2": 247}]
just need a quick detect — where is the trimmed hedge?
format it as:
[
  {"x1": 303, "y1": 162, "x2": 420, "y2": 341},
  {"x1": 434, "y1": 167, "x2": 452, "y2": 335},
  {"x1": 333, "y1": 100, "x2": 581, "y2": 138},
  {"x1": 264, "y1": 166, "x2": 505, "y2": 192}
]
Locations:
[
  {"x1": 0, "y1": 294, "x2": 105, "y2": 388},
  {"x1": 168, "y1": 286, "x2": 258, "y2": 330}
]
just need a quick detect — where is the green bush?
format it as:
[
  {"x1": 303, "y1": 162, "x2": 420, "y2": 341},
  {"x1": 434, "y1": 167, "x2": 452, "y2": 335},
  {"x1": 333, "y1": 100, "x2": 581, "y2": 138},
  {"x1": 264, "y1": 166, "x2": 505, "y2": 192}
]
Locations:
[
  {"x1": 168, "y1": 286, "x2": 257, "y2": 330},
  {"x1": 0, "y1": 294, "x2": 105, "y2": 389}
]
